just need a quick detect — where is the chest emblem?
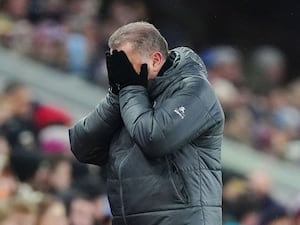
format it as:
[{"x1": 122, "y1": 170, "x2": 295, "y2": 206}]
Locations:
[{"x1": 174, "y1": 106, "x2": 186, "y2": 119}]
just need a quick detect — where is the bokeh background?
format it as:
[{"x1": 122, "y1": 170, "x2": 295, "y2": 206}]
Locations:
[{"x1": 0, "y1": 0, "x2": 300, "y2": 225}]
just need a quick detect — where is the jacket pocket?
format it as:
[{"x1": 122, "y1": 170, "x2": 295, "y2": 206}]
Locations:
[{"x1": 167, "y1": 158, "x2": 190, "y2": 204}]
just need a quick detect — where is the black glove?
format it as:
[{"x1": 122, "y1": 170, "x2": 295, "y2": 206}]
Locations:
[
  {"x1": 106, "y1": 51, "x2": 119, "y2": 95},
  {"x1": 107, "y1": 50, "x2": 148, "y2": 94}
]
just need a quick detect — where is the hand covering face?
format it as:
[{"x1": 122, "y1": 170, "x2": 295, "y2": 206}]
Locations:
[{"x1": 106, "y1": 50, "x2": 148, "y2": 94}]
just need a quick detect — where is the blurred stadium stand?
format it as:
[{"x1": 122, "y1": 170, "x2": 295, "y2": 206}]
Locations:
[{"x1": 0, "y1": 46, "x2": 106, "y2": 120}]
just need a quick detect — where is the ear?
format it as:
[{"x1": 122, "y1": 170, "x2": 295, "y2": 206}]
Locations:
[{"x1": 151, "y1": 51, "x2": 164, "y2": 72}]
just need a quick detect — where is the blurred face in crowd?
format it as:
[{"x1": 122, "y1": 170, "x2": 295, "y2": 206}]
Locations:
[
  {"x1": 0, "y1": 135, "x2": 10, "y2": 155},
  {"x1": 7, "y1": 86, "x2": 33, "y2": 118},
  {"x1": 0, "y1": 96, "x2": 14, "y2": 125},
  {"x1": 240, "y1": 212, "x2": 259, "y2": 225},
  {"x1": 49, "y1": 160, "x2": 72, "y2": 193},
  {"x1": 2, "y1": 211, "x2": 36, "y2": 225},
  {"x1": 69, "y1": 198, "x2": 95, "y2": 225},
  {"x1": 38, "y1": 201, "x2": 68, "y2": 225},
  {"x1": 112, "y1": 42, "x2": 165, "y2": 80},
  {"x1": 94, "y1": 196, "x2": 111, "y2": 222},
  {"x1": 5, "y1": 0, "x2": 29, "y2": 19},
  {"x1": 211, "y1": 62, "x2": 243, "y2": 85},
  {"x1": 0, "y1": 170, "x2": 18, "y2": 199},
  {"x1": 248, "y1": 171, "x2": 272, "y2": 198}
]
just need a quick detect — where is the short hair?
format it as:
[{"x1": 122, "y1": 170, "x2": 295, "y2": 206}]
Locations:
[{"x1": 108, "y1": 21, "x2": 169, "y2": 59}]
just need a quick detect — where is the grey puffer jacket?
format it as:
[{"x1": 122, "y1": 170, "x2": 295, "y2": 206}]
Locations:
[{"x1": 69, "y1": 47, "x2": 225, "y2": 225}]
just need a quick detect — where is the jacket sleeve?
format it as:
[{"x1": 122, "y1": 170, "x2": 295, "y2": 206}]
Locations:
[
  {"x1": 119, "y1": 80, "x2": 222, "y2": 158},
  {"x1": 69, "y1": 92, "x2": 121, "y2": 165}
]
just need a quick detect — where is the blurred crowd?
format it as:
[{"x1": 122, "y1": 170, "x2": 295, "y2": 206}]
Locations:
[
  {"x1": 0, "y1": 0, "x2": 148, "y2": 86},
  {"x1": 222, "y1": 169, "x2": 300, "y2": 225},
  {"x1": 0, "y1": 81, "x2": 112, "y2": 225},
  {"x1": 206, "y1": 45, "x2": 300, "y2": 224},
  {"x1": 1, "y1": 0, "x2": 300, "y2": 225},
  {"x1": 204, "y1": 45, "x2": 300, "y2": 164}
]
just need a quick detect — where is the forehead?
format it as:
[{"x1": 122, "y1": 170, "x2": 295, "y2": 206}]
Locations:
[
  {"x1": 111, "y1": 42, "x2": 144, "y2": 64},
  {"x1": 110, "y1": 42, "x2": 133, "y2": 54}
]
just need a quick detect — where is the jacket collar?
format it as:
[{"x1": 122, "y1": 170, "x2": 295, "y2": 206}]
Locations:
[{"x1": 157, "y1": 55, "x2": 174, "y2": 77}]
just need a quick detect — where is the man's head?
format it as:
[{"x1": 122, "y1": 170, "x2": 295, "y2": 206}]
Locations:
[{"x1": 108, "y1": 21, "x2": 168, "y2": 79}]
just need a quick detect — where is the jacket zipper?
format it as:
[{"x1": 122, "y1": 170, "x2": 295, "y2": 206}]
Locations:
[{"x1": 118, "y1": 151, "x2": 132, "y2": 225}]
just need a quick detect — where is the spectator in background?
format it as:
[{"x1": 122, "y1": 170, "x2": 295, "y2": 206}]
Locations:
[
  {"x1": 268, "y1": 88, "x2": 300, "y2": 154},
  {"x1": 0, "y1": 161, "x2": 18, "y2": 200},
  {"x1": 1, "y1": 0, "x2": 30, "y2": 20},
  {"x1": 61, "y1": 187, "x2": 112, "y2": 225},
  {"x1": 288, "y1": 79, "x2": 300, "y2": 112},
  {"x1": 249, "y1": 85, "x2": 300, "y2": 158},
  {"x1": 210, "y1": 77, "x2": 240, "y2": 110},
  {"x1": 201, "y1": 46, "x2": 253, "y2": 145},
  {"x1": 0, "y1": 94, "x2": 14, "y2": 127},
  {"x1": 32, "y1": 20, "x2": 67, "y2": 69},
  {"x1": 0, "y1": 135, "x2": 10, "y2": 171},
  {"x1": 67, "y1": 191, "x2": 96, "y2": 225},
  {"x1": 46, "y1": 156, "x2": 72, "y2": 195},
  {"x1": 9, "y1": 19, "x2": 33, "y2": 54},
  {"x1": 247, "y1": 170, "x2": 291, "y2": 225},
  {"x1": 1, "y1": 79, "x2": 73, "y2": 153},
  {"x1": 0, "y1": 0, "x2": 33, "y2": 52},
  {"x1": 0, "y1": 195, "x2": 37, "y2": 225},
  {"x1": 224, "y1": 106, "x2": 254, "y2": 144},
  {"x1": 36, "y1": 195, "x2": 69, "y2": 225},
  {"x1": 3, "y1": 81, "x2": 34, "y2": 119},
  {"x1": 0, "y1": 0, "x2": 152, "y2": 86},
  {"x1": 93, "y1": 196, "x2": 112, "y2": 225},
  {"x1": 260, "y1": 207, "x2": 294, "y2": 225},
  {"x1": 201, "y1": 45, "x2": 244, "y2": 87},
  {"x1": 247, "y1": 46, "x2": 287, "y2": 94},
  {"x1": 201, "y1": 46, "x2": 257, "y2": 148},
  {"x1": 65, "y1": 16, "x2": 89, "y2": 75},
  {"x1": 64, "y1": 0, "x2": 101, "y2": 77},
  {"x1": 1, "y1": 81, "x2": 37, "y2": 151},
  {"x1": 72, "y1": 175, "x2": 112, "y2": 225},
  {"x1": 222, "y1": 178, "x2": 259, "y2": 225},
  {"x1": 9, "y1": 149, "x2": 44, "y2": 186}
]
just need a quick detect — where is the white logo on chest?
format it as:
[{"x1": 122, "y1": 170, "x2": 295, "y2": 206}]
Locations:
[{"x1": 174, "y1": 106, "x2": 186, "y2": 119}]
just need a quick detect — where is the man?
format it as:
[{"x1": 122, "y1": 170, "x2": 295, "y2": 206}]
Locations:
[{"x1": 69, "y1": 22, "x2": 224, "y2": 225}]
